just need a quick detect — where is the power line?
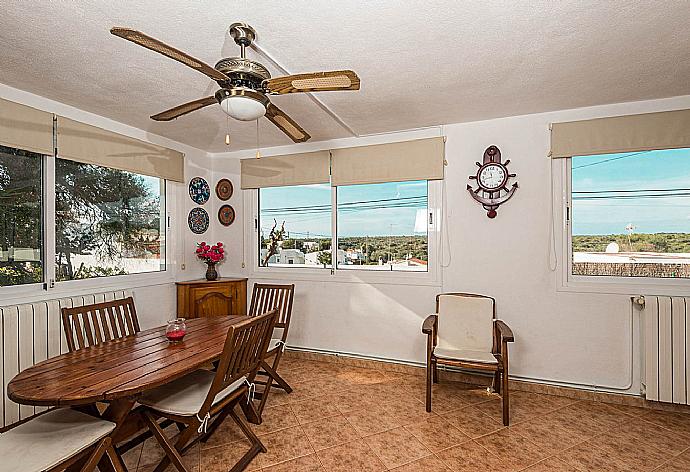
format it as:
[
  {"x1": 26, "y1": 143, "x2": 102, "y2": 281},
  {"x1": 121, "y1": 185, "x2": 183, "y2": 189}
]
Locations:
[{"x1": 572, "y1": 151, "x2": 652, "y2": 170}]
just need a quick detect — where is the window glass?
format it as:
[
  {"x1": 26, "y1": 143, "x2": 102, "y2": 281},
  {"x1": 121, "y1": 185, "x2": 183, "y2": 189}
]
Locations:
[
  {"x1": 55, "y1": 158, "x2": 165, "y2": 280},
  {"x1": 571, "y1": 148, "x2": 690, "y2": 278},
  {"x1": 0, "y1": 145, "x2": 43, "y2": 286},
  {"x1": 258, "y1": 184, "x2": 332, "y2": 268},
  {"x1": 337, "y1": 180, "x2": 428, "y2": 271}
]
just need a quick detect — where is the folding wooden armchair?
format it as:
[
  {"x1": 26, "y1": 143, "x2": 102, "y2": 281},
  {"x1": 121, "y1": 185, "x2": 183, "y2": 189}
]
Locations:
[
  {"x1": 422, "y1": 293, "x2": 514, "y2": 425},
  {"x1": 61, "y1": 297, "x2": 140, "y2": 351},
  {"x1": 137, "y1": 309, "x2": 279, "y2": 472},
  {"x1": 0, "y1": 408, "x2": 126, "y2": 472},
  {"x1": 248, "y1": 283, "x2": 295, "y2": 416}
]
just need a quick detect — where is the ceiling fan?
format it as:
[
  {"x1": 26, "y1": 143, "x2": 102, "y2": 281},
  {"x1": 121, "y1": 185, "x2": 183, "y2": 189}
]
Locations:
[{"x1": 110, "y1": 23, "x2": 360, "y2": 143}]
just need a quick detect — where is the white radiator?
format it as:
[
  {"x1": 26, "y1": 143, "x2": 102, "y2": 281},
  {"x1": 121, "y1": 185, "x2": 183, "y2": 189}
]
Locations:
[
  {"x1": 0, "y1": 290, "x2": 132, "y2": 429},
  {"x1": 638, "y1": 295, "x2": 690, "y2": 405}
]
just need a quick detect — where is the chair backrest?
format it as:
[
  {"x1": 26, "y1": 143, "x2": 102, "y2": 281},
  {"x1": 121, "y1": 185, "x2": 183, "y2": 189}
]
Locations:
[
  {"x1": 248, "y1": 283, "x2": 294, "y2": 340},
  {"x1": 204, "y1": 309, "x2": 278, "y2": 410},
  {"x1": 61, "y1": 297, "x2": 140, "y2": 352},
  {"x1": 436, "y1": 293, "x2": 495, "y2": 352},
  {"x1": 195, "y1": 292, "x2": 233, "y2": 317}
]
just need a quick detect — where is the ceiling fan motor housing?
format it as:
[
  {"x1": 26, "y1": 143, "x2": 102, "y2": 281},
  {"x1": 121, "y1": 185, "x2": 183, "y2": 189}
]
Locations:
[{"x1": 214, "y1": 57, "x2": 271, "y2": 91}]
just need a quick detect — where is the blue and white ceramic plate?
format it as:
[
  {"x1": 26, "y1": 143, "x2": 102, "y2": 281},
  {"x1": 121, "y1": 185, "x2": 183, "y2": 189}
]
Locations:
[
  {"x1": 188, "y1": 207, "x2": 209, "y2": 234},
  {"x1": 188, "y1": 177, "x2": 210, "y2": 205}
]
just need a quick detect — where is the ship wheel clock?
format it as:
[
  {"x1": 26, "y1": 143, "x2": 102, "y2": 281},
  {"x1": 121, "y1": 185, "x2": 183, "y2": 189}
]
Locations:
[{"x1": 467, "y1": 145, "x2": 518, "y2": 218}]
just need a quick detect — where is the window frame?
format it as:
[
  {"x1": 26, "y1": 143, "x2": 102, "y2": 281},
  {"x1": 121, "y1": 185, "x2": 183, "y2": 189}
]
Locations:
[
  {"x1": 558, "y1": 157, "x2": 690, "y2": 295},
  {"x1": 0, "y1": 147, "x2": 176, "y2": 302},
  {"x1": 248, "y1": 180, "x2": 442, "y2": 286}
]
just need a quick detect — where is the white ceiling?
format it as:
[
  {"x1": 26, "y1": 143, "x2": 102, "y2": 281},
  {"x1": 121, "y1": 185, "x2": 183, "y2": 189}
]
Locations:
[{"x1": 1, "y1": 1, "x2": 689, "y2": 153}]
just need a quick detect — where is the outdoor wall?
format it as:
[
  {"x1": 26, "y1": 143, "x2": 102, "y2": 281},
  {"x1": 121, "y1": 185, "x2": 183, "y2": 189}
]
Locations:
[{"x1": 212, "y1": 93, "x2": 690, "y2": 395}]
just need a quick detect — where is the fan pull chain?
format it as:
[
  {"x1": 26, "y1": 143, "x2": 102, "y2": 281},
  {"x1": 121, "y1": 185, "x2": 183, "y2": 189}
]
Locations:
[
  {"x1": 255, "y1": 119, "x2": 261, "y2": 159},
  {"x1": 225, "y1": 116, "x2": 231, "y2": 146}
]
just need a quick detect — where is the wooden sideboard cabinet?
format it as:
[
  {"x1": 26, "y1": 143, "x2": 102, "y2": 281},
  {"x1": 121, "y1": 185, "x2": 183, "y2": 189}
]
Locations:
[{"x1": 176, "y1": 278, "x2": 248, "y2": 318}]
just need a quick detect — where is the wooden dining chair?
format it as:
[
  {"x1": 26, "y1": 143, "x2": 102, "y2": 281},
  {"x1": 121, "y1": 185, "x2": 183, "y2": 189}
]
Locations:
[
  {"x1": 248, "y1": 283, "x2": 295, "y2": 415},
  {"x1": 0, "y1": 408, "x2": 126, "y2": 472},
  {"x1": 61, "y1": 297, "x2": 140, "y2": 352},
  {"x1": 137, "y1": 309, "x2": 279, "y2": 472},
  {"x1": 422, "y1": 293, "x2": 514, "y2": 425}
]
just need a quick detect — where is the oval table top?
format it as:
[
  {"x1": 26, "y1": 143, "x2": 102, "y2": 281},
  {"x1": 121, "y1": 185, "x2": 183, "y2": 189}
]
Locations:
[{"x1": 8, "y1": 316, "x2": 249, "y2": 407}]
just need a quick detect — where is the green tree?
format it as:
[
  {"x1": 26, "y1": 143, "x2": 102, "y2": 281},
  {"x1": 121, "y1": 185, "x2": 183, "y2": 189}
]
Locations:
[
  {"x1": 55, "y1": 159, "x2": 160, "y2": 280},
  {"x1": 317, "y1": 251, "x2": 332, "y2": 266}
]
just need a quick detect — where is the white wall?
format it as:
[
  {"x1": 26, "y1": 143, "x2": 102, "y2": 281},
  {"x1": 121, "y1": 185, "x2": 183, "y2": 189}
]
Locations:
[
  {"x1": 212, "y1": 94, "x2": 690, "y2": 395},
  {"x1": 0, "y1": 84, "x2": 214, "y2": 328}
]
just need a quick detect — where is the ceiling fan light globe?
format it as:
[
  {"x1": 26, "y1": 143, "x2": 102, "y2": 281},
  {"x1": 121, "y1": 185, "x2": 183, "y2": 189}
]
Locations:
[{"x1": 220, "y1": 95, "x2": 266, "y2": 121}]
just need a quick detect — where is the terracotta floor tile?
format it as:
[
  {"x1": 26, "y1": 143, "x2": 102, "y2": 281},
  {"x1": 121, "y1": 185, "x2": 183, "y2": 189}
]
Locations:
[
  {"x1": 475, "y1": 428, "x2": 546, "y2": 470},
  {"x1": 301, "y1": 414, "x2": 361, "y2": 451},
  {"x1": 510, "y1": 414, "x2": 590, "y2": 455},
  {"x1": 443, "y1": 405, "x2": 505, "y2": 438},
  {"x1": 201, "y1": 414, "x2": 247, "y2": 450},
  {"x1": 593, "y1": 431, "x2": 671, "y2": 470},
  {"x1": 404, "y1": 414, "x2": 470, "y2": 452},
  {"x1": 523, "y1": 456, "x2": 579, "y2": 471},
  {"x1": 389, "y1": 454, "x2": 451, "y2": 471},
  {"x1": 200, "y1": 439, "x2": 260, "y2": 472},
  {"x1": 255, "y1": 425, "x2": 315, "y2": 468},
  {"x1": 344, "y1": 406, "x2": 402, "y2": 437},
  {"x1": 558, "y1": 440, "x2": 636, "y2": 472},
  {"x1": 654, "y1": 449, "x2": 690, "y2": 472},
  {"x1": 643, "y1": 410, "x2": 690, "y2": 437},
  {"x1": 252, "y1": 403, "x2": 300, "y2": 435},
  {"x1": 289, "y1": 397, "x2": 341, "y2": 425},
  {"x1": 436, "y1": 441, "x2": 510, "y2": 471},
  {"x1": 259, "y1": 453, "x2": 325, "y2": 472},
  {"x1": 316, "y1": 439, "x2": 386, "y2": 472},
  {"x1": 125, "y1": 361, "x2": 686, "y2": 472},
  {"x1": 364, "y1": 426, "x2": 430, "y2": 469},
  {"x1": 613, "y1": 418, "x2": 690, "y2": 455}
]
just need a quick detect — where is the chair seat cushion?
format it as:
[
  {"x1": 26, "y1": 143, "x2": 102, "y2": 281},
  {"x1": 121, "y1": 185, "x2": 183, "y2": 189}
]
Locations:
[
  {"x1": 0, "y1": 408, "x2": 115, "y2": 472},
  {"x1": 138, "y1": 369, "x2": 246, "y2": 416},
  {"x1": 434, "y1": 347, "x2": 498, "y2": 364}
]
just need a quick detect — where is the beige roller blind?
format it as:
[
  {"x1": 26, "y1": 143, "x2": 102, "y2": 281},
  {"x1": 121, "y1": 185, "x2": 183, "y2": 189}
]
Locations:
[
  {"x1": 0, "y1": 98, "x2": 54, "y2": 155},
  {"x1": 56, "y1": 117, "x2": 185, "y2": 182},
  {"x1": 240, "y1": 150, "x2": 330, "y2": 189},
  {"x1": 550, "y1": 109, "x2": 690, "y2": 158},
  {"x1": 330, "y1": 137, "x2": 445, "y2": 186}
]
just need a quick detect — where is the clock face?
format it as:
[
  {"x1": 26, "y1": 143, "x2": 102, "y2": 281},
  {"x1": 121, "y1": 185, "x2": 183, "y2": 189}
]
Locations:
[{"x1": 478, "y1": 163, "x2": 506, "y2": 190}]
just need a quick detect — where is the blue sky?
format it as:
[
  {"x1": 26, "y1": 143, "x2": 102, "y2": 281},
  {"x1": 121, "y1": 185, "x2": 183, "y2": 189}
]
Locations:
[
  {"x1": 572, "y1": 148, "x2": 690, "y2": 235},
  {"x1": 260, "y1": 181, "x2": 427, "y2": 238}
]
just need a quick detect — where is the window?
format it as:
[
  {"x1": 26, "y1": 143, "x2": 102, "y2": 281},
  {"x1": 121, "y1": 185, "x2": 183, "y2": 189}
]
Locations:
[
  {"x1": 55, "y1": 159, "x2": 165, "y2": 280},
  {"x1": 0, "y1": 145, "x2": 43, "y2": 286},
  {"x1": 256, "y1": 180, "x2": 430, "y2": 273},
  {"x1": 570, "y1": 148, "x2": 690, "y2": 279},
  {"x1": 337, "y1": 181, "x2": 428, "y2": 271},
  {"x1": 258, "y1": 184, "x2": 332, "y2": 268}
]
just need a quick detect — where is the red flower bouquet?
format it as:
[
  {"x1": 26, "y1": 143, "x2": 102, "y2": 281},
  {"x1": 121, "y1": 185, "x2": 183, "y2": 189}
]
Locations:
[{"x1": 196, "y1": 242, "x2": 225, "y2": 280}]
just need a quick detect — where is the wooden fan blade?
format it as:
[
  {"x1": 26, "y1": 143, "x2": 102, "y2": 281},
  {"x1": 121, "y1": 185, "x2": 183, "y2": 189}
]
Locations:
[
  {"x1": 151, "y1": 96, "x2": 217, "y2": 121},
  {"x1": 264, "y1": 70, "x2": 360, "y2": 94},
  {"x1": 264, "y1": 103, "x2": 311, "y2": 143},
  {"x1": 110, "y1": 27, "x2": 229, "y2": 82}
]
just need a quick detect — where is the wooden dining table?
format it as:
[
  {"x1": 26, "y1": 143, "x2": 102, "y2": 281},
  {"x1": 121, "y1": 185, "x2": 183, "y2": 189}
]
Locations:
[{"x1": 7, "y1": 316, "x2": 253, "y2": 470}]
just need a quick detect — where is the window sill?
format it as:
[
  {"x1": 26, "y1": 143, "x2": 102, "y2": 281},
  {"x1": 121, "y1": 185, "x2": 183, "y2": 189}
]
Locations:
[
  {"x1": 0, "y1": 271, "x2": 175, "y2": 306},
  {"x1": 558, "y1": 275, "x2": 690, "y2": 296},
  {"x1": 249, "y1": 266, "x2": 441, "y2": 287}
]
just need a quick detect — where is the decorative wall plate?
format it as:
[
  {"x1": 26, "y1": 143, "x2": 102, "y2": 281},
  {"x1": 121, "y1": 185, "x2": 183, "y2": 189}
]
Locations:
[
  {"x1": 188, "y1": 207, "x2": 209, "y2": 234},
  {"x1": 218, "y1": 204, "x2": 236, "y2": 226},
  {"x1": 215, "y1": 178, "x2": 234, "y2": 201},
  {"x1": 188, "y1": 177, "x2": 210, "y2": 205}
]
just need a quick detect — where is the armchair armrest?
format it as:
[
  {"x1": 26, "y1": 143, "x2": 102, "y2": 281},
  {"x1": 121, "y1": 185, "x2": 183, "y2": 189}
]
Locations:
[
  {"x1": 495, "y1": 320, "x2": 514, "y2": 343},
  {"x1": 422, "y1": 314, "x2": 437, "y2": 335}
]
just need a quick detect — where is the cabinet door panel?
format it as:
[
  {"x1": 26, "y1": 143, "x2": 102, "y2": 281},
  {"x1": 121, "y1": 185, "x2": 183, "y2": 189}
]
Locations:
[{"x1": 192, "y1": 287, "x2": 234, "y2": 317}]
